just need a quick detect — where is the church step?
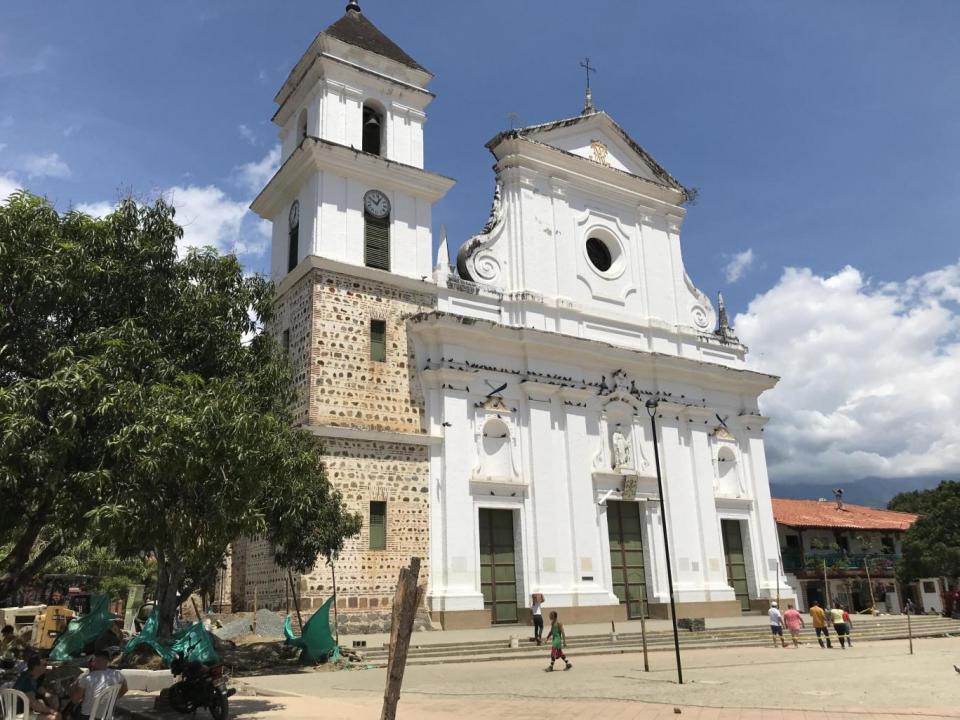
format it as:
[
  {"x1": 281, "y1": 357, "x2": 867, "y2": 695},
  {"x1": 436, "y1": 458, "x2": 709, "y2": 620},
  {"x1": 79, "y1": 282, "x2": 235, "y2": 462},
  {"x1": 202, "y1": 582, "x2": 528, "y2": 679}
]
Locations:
[
  {"x1": 360, "y1": 616, "x2": 955, "y2": 654},
  {"x1": 359, "y1": 619, "x2": 960, "y2": 663}
]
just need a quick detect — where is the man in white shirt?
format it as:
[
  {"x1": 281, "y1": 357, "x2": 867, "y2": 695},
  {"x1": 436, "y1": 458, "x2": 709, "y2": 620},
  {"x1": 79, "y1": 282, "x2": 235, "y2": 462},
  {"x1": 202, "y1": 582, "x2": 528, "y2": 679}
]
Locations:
[
  {"x1": 70, "y1": 650, "x2": 127, "y2": 720},
  {"x1": 768, "y1": 601, "x2": 787, "y2": 648}
]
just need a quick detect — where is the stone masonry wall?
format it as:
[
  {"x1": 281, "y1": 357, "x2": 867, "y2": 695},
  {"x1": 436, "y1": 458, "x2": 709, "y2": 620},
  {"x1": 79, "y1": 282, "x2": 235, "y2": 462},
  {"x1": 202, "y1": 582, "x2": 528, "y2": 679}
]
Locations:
[
  {"x1": 309, "y1": 269, "x2": 432, "y2": 432},
  {"x1": 229, "y1": 536, "x2": 291, "y2": 611},
  {"x1": 233, "y1": 267, "x2": 435, "y2": 623},
  {"x1": 301, "y1": 437, "x2": 430, "y2": 614},
  {"x1": 273, "y1": 271, "x2": 314, "y2": 425}
]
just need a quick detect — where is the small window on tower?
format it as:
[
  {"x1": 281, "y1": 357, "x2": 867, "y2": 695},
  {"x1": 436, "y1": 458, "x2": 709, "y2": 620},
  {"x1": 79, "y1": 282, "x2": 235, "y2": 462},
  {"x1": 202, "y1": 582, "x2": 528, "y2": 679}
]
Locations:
[
  {"x1": 297, "y1": 109, "x2": 308, "y2": 143},
  {"x1": 370, "y1": 319, "x2": 386, "y2": 362},
  {"x1": 362, "y1": 104, "x2": 383, "y2": 156},
  {"x1": 369, "y1": 500, "x2": 387, "y2": 550},
  {"x1": 287, "y1": 200, "x2": 300, "y2": 273}
]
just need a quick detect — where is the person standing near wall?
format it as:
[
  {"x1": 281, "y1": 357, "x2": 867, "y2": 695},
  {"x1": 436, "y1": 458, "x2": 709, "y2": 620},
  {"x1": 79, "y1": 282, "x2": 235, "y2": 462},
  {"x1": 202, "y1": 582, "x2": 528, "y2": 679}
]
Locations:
[{"x1": 531, "y1": 593, "x2": 545, "y2": 646}]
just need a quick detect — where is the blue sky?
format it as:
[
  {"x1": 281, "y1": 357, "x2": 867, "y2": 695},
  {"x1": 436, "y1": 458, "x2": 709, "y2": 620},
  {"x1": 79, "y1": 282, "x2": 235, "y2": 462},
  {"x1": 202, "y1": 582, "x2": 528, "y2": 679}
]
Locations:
[{"x1": 2, "y1": 1, "x2": 959, "y2": 494}]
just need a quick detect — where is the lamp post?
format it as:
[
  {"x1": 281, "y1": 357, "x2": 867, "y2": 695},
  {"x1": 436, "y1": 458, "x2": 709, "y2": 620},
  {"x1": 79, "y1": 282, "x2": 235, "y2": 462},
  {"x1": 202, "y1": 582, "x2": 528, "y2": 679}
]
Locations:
[{"x1": 646, "y1": 397, "x2": 683, "y2": 685}]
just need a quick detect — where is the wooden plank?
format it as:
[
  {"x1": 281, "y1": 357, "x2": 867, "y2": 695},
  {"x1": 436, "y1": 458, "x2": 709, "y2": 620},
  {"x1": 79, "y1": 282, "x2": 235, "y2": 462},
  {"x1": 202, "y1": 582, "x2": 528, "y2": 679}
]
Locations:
[{"x1": 381, "y1": 557, "x2": 422, "y2": 720}]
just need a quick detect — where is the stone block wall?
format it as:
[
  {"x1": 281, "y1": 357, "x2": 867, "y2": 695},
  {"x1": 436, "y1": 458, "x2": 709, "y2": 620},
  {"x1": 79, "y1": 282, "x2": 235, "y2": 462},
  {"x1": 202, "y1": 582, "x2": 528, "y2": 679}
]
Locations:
[
  {"x1": 300, "y1": 437, "x2": 430, "y2": 613},
  {"x1": 273, "y1": 272, "x2": 315, "y2": 424},
  {"x1": 309, "y1": 269, "x2": 431, "y2": 433},
  {"x1": 230, "y1": 536, "x2": 290, "y2": 611},
  {"x1": 233, "y1": 267, "x2": 435, "y2": 623}
]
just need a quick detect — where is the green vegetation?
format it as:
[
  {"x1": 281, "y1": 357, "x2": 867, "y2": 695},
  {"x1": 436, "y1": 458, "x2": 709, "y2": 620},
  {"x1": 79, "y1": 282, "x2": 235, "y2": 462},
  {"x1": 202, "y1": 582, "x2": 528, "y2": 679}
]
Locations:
[
  {"x1": 889, "y1": 481, "x2": 960, "y2": 584},
  {"x1": 0, "y1": 192, "x2": 360, "y2": 638}
]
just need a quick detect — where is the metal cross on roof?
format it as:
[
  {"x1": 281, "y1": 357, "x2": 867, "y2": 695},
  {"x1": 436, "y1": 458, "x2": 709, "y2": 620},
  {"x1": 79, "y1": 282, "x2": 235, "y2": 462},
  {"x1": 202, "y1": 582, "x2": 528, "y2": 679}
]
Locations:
[
  {"x1": 580, "y1": 57, "x2": 596, "y2": 89},
  {"x1": 580, "y1": 57, "x2": 597, "y2": 114}
]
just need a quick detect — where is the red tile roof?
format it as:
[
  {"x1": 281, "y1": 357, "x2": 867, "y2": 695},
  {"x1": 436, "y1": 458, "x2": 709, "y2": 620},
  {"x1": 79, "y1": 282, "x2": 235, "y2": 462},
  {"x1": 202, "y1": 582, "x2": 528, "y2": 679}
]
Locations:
[{"x1": 772, "y1": 498, "x2": 917, "y2": 531}]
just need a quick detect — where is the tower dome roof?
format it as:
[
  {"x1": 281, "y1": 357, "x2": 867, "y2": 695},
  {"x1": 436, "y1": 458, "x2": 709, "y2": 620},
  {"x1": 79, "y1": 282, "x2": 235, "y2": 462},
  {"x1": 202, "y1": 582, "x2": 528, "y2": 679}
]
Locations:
[{"x1": 323, "y1": 4, "x2": 427, "y2": 73}]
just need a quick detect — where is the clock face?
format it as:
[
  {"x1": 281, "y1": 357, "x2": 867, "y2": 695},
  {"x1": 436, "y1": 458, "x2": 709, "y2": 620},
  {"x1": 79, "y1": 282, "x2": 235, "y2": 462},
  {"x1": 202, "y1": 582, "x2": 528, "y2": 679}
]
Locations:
[
  {"x1": 288, "y1": 200, "x2": 300, "y2": 228},
  {"x1": 363, "y1": 189, "x2": 391, "y2": 219}
]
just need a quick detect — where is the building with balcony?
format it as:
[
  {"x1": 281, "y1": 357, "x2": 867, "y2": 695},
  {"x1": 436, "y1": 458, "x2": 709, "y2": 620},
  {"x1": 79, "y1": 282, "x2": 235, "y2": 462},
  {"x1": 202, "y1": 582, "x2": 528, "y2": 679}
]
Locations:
[{"x1": 773, "y1": 497, "x2": 945, "y2": 614}]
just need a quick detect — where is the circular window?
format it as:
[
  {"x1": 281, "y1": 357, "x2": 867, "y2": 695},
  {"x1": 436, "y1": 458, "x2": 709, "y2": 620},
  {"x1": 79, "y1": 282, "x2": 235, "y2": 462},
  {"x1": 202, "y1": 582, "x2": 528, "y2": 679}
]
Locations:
[{"x1": 586, "y1": 237, "x2": 613, "y2": 272}]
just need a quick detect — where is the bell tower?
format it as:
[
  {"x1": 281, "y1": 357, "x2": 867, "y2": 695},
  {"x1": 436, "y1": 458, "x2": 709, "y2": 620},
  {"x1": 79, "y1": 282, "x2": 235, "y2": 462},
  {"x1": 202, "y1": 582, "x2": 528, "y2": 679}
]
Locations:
[
  {"x1": 251, "y1": 1, "x2": 454, "y2": 283},
  {"x1": 237, "y1": 4, "x2": 454, "y2": 618}
]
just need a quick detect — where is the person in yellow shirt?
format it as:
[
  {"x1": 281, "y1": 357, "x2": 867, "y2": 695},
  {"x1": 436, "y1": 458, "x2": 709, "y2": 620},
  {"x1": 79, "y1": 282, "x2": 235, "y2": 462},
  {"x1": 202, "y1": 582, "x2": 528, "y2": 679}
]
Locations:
[
  {"x1": 808, "y1": 600, "x2": 833, "y2": 648},
  {"x1": 830, "y1": 606, "x2": 849, "y2": 648}
]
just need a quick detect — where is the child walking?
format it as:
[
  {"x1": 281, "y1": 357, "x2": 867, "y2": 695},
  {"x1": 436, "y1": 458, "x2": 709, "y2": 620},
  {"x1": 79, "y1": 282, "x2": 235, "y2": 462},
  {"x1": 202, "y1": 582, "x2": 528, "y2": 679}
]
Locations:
[{"x1": 545, "y1": 611, "x2": 572, "y2": 671}]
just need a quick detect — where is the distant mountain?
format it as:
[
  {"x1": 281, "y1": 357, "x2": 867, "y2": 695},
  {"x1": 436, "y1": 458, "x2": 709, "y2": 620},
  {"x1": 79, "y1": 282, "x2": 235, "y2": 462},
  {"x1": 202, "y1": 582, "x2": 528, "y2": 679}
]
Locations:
[{"x1": 770, "y1": 475, "x2": 949, "y2": 509}]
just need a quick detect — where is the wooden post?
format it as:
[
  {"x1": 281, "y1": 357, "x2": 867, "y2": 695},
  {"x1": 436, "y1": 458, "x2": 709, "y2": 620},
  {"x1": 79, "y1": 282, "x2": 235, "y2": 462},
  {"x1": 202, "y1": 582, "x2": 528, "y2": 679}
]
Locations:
[
  {"x1": 864, "y1": 558, "x2": 877, "y2": 613},
  {"x1": 381, "y1": 557, "x2": 423, "y2": 720},
  {"x1": 253, "y1": 585, "x2": 258, "y2": 633},
  {"x1": 190, "y1": 596, "x2": 202, "y2": 624},
  {"x1": 906, "y1": 604, "x2": 914, "y2": 655},
  {"x1": 639, "y1": 593, "x2": 650, "y2": 673},
  {"x1": 776, "y1": 559, "x2": 781, "y2": 608},
  {"x1": 287, "y1": 571, "x2": 304, "y2": 633},
  {"x1": 823, "y1": 560, "x2": 831, "y2": 608},
  {"x1": 330, "y1": 560, "x2": 339, "y2": 646}
]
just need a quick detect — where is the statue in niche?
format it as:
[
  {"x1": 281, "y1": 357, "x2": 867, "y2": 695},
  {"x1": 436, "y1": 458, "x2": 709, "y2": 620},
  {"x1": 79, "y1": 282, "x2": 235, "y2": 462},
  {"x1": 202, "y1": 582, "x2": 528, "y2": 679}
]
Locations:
[{"x1": 611, "y1": 424, "x2": 633, "y2": 470}]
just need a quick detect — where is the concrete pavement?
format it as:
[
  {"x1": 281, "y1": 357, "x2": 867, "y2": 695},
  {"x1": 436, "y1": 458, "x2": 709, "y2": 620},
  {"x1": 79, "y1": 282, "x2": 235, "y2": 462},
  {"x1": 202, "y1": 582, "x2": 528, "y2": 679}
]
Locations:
[
  {"x1": 118, "y1": 634, "x2": 960, "y2": 719},
  {"x1": 238, "y1": 636, "x2": 959, "y2": 718}
]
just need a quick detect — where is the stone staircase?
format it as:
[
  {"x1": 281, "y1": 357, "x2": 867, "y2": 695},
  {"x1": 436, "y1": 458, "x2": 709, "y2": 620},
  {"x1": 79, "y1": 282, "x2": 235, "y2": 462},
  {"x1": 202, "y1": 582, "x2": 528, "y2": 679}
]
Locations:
[{"x1": 359, "y1": 615, "x2": 960, "y2": 667}]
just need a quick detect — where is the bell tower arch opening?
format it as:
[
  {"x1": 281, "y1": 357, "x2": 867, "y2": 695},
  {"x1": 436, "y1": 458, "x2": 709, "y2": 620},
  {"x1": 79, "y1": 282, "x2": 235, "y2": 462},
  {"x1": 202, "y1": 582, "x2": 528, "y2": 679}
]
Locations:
[{"x1": 362, "y1": 102, "x2": 384, "y2": 156}]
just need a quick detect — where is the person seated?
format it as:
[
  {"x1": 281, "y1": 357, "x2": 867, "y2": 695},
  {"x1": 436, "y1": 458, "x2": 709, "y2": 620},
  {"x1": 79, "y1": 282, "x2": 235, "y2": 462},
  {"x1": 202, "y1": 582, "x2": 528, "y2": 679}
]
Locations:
[
  {"x1": 0, "y1": 625, "x2": 26, "y2": 659},
  {"x1": 69, "y1": 650, "x2": 127, "y2": 720},
  {"x1": 13, "y1": 655, "x2": 61, "y2": 720}
]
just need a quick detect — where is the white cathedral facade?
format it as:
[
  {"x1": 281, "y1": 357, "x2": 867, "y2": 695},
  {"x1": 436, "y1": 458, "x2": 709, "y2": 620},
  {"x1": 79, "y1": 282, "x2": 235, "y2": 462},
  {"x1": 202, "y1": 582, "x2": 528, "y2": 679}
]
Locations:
[{"x1": 237, "y1": 1, "x2": 794, "y2": 628}]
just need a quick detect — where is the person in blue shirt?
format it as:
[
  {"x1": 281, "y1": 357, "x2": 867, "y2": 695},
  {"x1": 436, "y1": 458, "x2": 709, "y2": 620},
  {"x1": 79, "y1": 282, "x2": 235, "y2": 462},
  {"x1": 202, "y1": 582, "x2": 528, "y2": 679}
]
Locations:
[{"x1": 13, "y1": 655, "x2": 61, "y2": 720}]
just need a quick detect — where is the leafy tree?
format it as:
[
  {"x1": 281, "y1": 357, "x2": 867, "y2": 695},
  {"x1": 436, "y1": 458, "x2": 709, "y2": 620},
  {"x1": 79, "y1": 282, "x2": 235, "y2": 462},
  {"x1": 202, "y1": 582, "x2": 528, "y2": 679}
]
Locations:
[
  {"x1": 891, "y1": 481, "x2": 960, "y2": 585},
  {"x1": 1, "y1": 193, "x2": 359, "y2": 638},
  {"x1": 0, "y1": 193, "x2": 179, "y2": 599},
  {"x1": 45, "y1": 540, "x2": 156, "y2": 601}
]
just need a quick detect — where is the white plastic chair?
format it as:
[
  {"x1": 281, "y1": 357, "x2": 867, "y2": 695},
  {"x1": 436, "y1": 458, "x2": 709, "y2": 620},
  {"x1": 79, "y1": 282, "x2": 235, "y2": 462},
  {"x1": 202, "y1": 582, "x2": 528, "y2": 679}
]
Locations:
[
  {"x1": 87, "y1": 683, "x2": 122, "y2": 720},
  {"x1": 0, "y1": 687, "x2": 30, "y2": 720}
]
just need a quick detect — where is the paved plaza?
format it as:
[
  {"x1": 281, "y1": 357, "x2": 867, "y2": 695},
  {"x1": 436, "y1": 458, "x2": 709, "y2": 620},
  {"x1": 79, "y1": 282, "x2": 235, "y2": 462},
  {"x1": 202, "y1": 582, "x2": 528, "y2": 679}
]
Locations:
[{"x1": 121, "y1": 636, "x2": 960, "y2": 720}]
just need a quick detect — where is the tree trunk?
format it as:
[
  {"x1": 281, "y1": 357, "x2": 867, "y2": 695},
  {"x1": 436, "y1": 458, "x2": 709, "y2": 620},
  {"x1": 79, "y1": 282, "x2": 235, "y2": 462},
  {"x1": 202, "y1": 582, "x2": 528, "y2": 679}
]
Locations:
[
  {"x1": 0, "y1": 537, "x2": 64, "y2": 601},
  {"x1": 155, "y1": 551, "x2": 185, "y2": 641}
]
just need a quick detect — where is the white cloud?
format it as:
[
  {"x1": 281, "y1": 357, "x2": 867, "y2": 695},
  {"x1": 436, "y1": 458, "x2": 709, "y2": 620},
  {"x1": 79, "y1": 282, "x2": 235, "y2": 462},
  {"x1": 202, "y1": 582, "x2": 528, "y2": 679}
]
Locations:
[
  {"x1": 162, "y1": 185, "x2": 251, "y2": 255},
  {"x1": 736, "y1": 262, "x2": 960, "y2": 484},
  {"x1": 724, "y1": 248, "x2": 755, "y2": 283},
  {"x1": 0, "y1": 173, "x2": 20, "y2": 202},
  {"x1": 75, "y1": 201, "x2": 116, "y2": 218},
  {"x1": 0, "y1": 116, "x2": 13, "y2": 129},
  {"x1": 236, "y1": 146, "x2": 279, "y2": 195},
  {"x1": 74, "y1": 146, "x2": 280, "y2": 260},
  {"x1": 63, "y1": 124, "x2": 81, "y2": 138},
  {"x1": 23, "y1": 152, "x2": 71, "y2": 179},
  {"x1": 0, "y1": 143, "x2": 7, "y2": 154},
  {"x1": 238, "y1": 124, "x2": 257, "y2": 146}
]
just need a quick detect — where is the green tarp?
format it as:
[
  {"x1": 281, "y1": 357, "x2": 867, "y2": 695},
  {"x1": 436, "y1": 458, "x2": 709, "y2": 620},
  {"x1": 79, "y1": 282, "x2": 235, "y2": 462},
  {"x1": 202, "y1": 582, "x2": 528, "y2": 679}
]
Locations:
[
  {"x1": 122, "y1": 610, "x2": 219, "y2": 666},
  {"x1": 284, "y1": 595, "x2": 337, "y2": 665},
  {"x1": 49, "y1": 594, "x2": 113, "y2": 661}
]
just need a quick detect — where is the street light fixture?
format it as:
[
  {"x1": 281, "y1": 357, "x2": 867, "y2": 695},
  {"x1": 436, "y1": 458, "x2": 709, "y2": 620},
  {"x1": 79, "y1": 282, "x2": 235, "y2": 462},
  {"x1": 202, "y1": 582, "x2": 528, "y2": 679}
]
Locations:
[{"x1": 645, "y1": 396, "x2": 683, "y2": 685}]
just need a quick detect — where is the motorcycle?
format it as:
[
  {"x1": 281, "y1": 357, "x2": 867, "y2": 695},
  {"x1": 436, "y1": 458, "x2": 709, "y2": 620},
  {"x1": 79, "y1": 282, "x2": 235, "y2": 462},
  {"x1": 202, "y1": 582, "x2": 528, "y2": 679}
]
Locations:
[{"x1": 168, "y1": 653, "x2": 236, "y2": 720}]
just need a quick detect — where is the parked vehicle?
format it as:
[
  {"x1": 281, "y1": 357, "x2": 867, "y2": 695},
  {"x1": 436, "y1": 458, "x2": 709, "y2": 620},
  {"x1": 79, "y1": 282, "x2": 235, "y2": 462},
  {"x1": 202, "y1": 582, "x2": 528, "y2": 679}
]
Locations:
[{"x1": 168, "y1": 653, "x2": 235, "y2": 720}]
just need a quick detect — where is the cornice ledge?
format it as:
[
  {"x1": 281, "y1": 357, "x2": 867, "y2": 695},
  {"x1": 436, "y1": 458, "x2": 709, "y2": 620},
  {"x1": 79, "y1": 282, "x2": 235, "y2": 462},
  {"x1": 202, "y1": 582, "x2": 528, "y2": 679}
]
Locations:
[
  {"x1": 420, "y1": 366, "x2": 476, "y2": 386},
  {"x1": 519, "y1": 380, "x2": 561, "y2": 400},
  {"x1": 736, "y1": 412, "x2": 770, "y2": 430},
  {"x1": 307, "y1": 424, "x2": 442, "y2": 446},
  {"x1": 558, "y1": 386, "x2": 595, "y2": 402}
]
